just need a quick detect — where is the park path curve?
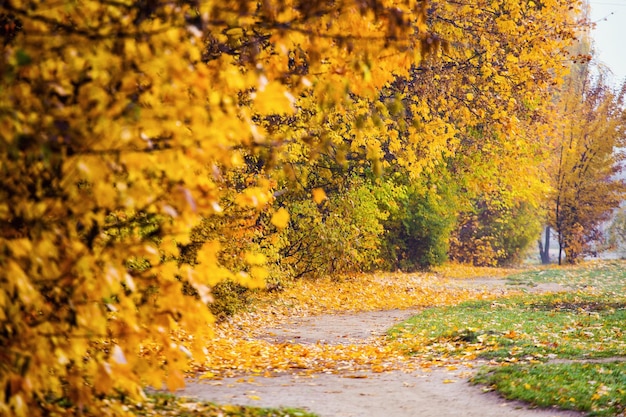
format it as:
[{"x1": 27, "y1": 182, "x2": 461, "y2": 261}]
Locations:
[{"x1": 179, "y1": 277, "x2": 583, "y2": 417}]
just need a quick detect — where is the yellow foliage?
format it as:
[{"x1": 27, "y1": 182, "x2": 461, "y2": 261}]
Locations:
[
  {"x1": 548, "y1": 70, "x2": 626, "y2": 263},
  {"x1": 311, "y1": 188, "x2": 327, "y2": 204},
  {"x1": 270, "y1": 208, "x2": 290, "y2": 229},
  {"x1": 0, "y1": 0, "x2": 583, "y2": 415}
]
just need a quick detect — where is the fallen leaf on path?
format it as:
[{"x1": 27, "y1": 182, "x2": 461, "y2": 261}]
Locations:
[{"x1": 176, "y1": 268, "x2": 523, "y2": 378}]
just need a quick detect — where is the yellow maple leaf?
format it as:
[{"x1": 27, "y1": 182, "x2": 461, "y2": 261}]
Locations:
[
  {"x1": 245, "y1": 252, "x2": 267, "y2": 265},
  {"x1": 166, "y1": 369, "x2": 186, "y2": 392},
  {"x1": 198, "y1": 371, "x2": 216, "y2": 380}
]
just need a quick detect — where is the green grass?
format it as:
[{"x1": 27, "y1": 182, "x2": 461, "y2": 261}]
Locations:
[
  {"x1": 390, "y1": 292, "x2": 626, "y2": 361},
  {"x1": 473, "y1": 362, "x2": 626, "y2": 417},
  {"x1": 506, "y1": 260, "x2": 626, "y2": 293},
  {"x1": 391, "y1": 261, "x2": 626, "y2": 415}
]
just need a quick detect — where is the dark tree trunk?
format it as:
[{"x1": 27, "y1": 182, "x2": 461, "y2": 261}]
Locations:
[{"x1": 538, "y1": 226, "x2": 551, "y2": 264}]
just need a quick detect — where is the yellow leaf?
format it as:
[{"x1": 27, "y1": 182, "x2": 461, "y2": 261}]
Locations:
[
  {"x1": 254, "y1": 81, "x2": 295, "y2": 114},
  {"x1": 197, "y1": 240, "x2": 220, "y2": 266},
  {"x1": 249, "y1": 266, "x2": 269, "y2": 287},
  {"x1": 10, "y1": 394, "x2": 26, "y2": 417},
  {"x1": 8, "y1": 239, "x2": 32, "y2": 258},
  {"x1": 236, "y1": 187, "x2": 271, "y2": 208},
  {"x1": 199, "y1": 371, "x2": 216, "y2": 380},
  {"x1": 247, "y1": 394, "x2": 261, "y2": 400},
  {"x1": 271, "y1": 208, "x2": 290, "y2": 229},
  {"x1": 245, "y1": 252, "x2": 267, "y2": 265},
  {"x1": 312, "y1": 188, "x2": 327, "y2": 204},
  {"x1": 443, "y1": 379, "x2": 457, "y2": 384},
  {"x1": 143, "y1": 368, "x2": 164, "y2": 390},
  {"x1": 166, "y1": 370, "x2": 186, "y2": 392},
  {"x1": 94, "y1": 363, "x2": 114, "y2": 393}
]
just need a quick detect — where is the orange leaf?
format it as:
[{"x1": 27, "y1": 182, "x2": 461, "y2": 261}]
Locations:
[{"x1": 312, "y1": 188, "x2": 327, "y2": 204}]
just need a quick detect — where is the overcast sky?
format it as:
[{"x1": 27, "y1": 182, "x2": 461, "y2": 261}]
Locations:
[{"x1": 588, "y1": 0, "x2": 626, "y2": 86}]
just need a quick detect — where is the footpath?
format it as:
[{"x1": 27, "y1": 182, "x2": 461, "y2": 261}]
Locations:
[{"x1": 179, "y1": 278, "x2": 584, "y2": 417}]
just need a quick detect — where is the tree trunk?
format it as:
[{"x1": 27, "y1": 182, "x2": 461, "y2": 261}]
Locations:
[{"x1": 538, "y1": 226, "x2": 551, "y2": 264}]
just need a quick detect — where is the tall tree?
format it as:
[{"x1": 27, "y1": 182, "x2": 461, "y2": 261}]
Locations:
[{"x1": 550, "y1": 72, "x2": 626, "y2": 263}]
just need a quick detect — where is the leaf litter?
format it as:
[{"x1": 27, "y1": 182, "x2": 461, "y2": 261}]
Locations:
[
  {"x1": 171, "y1": 264, "x2": 598, "y2": 417},
  {"x1": 183, "y1": 268, "x2": 525, "y2": 379}
]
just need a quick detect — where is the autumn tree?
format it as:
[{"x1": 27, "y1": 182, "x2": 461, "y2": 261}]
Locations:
[
  {"x1": 0, "y1": 1, "x2": 428, "y2": 416},
  {"x1": 368, "y1": 0, "x2": 583, "y2": 267},
  {"x1": 549, "y1": 72, "x2": 626, "y2": 263}
]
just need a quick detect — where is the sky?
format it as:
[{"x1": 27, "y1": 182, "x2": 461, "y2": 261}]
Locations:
[{"x1": 588, "y1": 0, "x2": 626, "y2": 86}]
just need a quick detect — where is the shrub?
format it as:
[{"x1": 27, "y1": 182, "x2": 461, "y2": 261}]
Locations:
[
  {"x1": 449, "y1": 200, "x2": 541, "y2": 266},
  {"x1": 280, "y1": 178, "x2": 387, "y2": 278},
  {"x1": 378, "y1": 177, "x2": 458, "y2": 271}
]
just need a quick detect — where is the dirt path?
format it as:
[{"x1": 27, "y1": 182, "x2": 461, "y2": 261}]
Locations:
[{"x1": 179, "y1": 278, "x2": 584, "y2": 417}]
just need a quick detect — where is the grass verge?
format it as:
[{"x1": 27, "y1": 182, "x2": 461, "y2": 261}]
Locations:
[
  {"x1": 390, "y1": 261, "x2": 626, "y2": 415},
  {"x1": 390, "y1": 292, "x2": 626, "y2": 362},
  {"x1": 473, "y1": 362, "x2": 626, "y2": 417},
  {"x1": 505, "y1": 260, "x2": 626, "y2": 293}
]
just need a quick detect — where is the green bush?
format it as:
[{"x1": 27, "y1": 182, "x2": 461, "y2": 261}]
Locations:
[
  {"x1": 378, "y1": 177, "x2": 457, "y2": 271},
  {"x1": 280, "y1": 178, "x2": 387, "y2": 278},
  {"x1": 208, "y1": 280, "x2": 252, "y2": 320}
]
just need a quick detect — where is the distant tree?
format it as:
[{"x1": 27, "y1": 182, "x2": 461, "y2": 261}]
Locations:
[
  {"x1": 549, "y1": 72, "x2": 626, "y2": 263},
  {"x1": 538, "y1": 226, "x2": 552, "y2": 264}
]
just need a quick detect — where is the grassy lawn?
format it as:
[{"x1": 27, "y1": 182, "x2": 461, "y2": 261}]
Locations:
[
  {"x1": 390, "y1": 260, "x2": 626, "y2": 416},
  {"x1": 506, "y1": 260, "x2": 626, "y2": 293},
  {"x1": 474, "y1": 362, "x2": 626, "y2": 417}
]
